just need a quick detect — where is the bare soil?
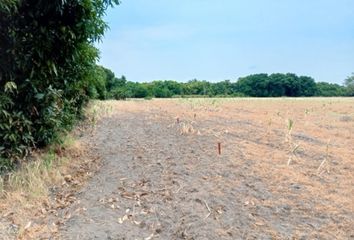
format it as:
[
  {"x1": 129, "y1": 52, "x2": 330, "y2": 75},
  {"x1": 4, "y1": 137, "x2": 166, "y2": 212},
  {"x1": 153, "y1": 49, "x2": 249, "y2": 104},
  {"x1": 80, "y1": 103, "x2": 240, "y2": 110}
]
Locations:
[{"x1": 7, "y1": 98, "x2": 354, "y2": 239}]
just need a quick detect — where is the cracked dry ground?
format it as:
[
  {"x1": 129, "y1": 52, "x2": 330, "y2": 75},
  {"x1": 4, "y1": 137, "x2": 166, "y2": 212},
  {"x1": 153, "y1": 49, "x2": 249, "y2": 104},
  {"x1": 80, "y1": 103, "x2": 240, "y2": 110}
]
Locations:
[{"x1": 57, "y1": 99, "x2": 353, "y2": 239}]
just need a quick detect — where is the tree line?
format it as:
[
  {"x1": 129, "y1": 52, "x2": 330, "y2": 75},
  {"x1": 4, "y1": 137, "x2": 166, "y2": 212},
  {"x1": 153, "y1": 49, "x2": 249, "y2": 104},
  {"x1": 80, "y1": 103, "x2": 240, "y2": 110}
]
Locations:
[{"x1": 93, "y1": 66, "x2": 352, "y2": 99}]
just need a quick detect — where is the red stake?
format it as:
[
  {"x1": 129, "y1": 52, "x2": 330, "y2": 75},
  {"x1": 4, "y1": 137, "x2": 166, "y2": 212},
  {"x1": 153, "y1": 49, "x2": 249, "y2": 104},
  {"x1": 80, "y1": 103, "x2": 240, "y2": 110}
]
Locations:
[{"x1": 218, "y1": 142, "x2": 221, "y2": 155}]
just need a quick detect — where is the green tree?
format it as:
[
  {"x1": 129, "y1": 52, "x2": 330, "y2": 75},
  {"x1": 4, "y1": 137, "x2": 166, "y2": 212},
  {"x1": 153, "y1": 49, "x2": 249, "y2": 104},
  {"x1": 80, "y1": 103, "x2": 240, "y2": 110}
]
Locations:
[
  {"x1": 0, "y1": 0, "x2": 119, "y2": 169},
  {"x1": 344, "y1": 73, "x2": 354, "y2": 96},
  {"x1": 268, "y1": 74, "x2": 286, "y2": 96},
  {"x1": 87, "y1": 65, "x2": 108, "y2": 100},
  {"x1": 100, "y1": 66, "x2": 116, "y2": 91},
  {"x1": 236, "y1": 74, "x2": 269, "y2": 97},
  {"x1": 298, "y1": 76, "x2": 317, "y2": 96},
  {"x1": 213, "y1": 80, "x2": 233, "y2": 96},
  {"x1": 184, "y1": 79, "x2": 213, "y2": 96},
  {"x1": 281, "y1": 73, "x2": 300, "y2": 96},
  {"x1": 315, "y1": 82, "x2": 346, "y2": 96}
]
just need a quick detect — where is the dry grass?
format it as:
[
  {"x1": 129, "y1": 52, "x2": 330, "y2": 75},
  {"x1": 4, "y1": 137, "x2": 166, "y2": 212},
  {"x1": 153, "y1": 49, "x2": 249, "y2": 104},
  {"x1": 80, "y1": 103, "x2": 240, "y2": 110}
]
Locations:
[
  {"x1": 1, "y1": 98, "x2": 353, "y2": 239},
  {"x1": 0, "y1": 100, "x2": 113, "y2": 239},
  {"x1": 0, "y1": 137, "x2": 82, "y2": 239},
  {"x1": 1, "y1": 136, "x2": 74, "y2": 197},
  {"x1": 180, "y1": 122, "x2": 198, "y2": 135},
  {"x1": 68, "y1": 98, "x2": 353, "y2": 239}
]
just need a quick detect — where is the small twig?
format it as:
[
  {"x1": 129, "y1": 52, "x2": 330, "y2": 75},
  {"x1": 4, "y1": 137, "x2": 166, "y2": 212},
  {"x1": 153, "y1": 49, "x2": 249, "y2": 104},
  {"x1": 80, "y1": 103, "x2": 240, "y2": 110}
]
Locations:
[
  {"x1": 203, "y1": 200, "x2": 211, "y2": 219},
  {"x1": 174, "y1": 185, "x2": 183, "y2": 194},
  {"x1": 154, "y1": 186, "x2": 174, "y2": 192},
  {"x1": 317, "y1": 159, "x2": 326, "y2": 172},
  {"x1": 287, "y1": 156, "x2": 292, "y2": 166}
]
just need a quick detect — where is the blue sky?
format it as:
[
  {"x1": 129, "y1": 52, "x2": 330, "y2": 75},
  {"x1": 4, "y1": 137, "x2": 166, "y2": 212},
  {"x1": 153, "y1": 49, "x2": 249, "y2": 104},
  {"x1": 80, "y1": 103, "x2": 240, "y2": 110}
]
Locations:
[{"x1": 97, "y1": 0, "x2": 354, "y2": 84}]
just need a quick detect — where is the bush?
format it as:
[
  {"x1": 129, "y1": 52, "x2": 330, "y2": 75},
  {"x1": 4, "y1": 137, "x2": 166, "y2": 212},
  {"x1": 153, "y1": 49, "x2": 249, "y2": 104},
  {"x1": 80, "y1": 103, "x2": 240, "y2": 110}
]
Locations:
[
  {"x1": 0, "y1": 0, "x2": 119, "y2": 171},
  {"x1": 110, "y1": 88, "x2": 129, "y2": 100}
]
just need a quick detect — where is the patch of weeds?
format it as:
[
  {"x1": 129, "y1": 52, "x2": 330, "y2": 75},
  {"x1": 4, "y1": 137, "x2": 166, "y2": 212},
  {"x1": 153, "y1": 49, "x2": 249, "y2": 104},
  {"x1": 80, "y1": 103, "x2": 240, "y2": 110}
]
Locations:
[
  {"x1": 42, "y1": 151, "x2": 56, "y2": 170},
  {"x1": 0, "y1": 157, "x2": 15, "y2": 174},
  {"x1": 0, "y1": 177, "x2": 4, "y2": 195}
]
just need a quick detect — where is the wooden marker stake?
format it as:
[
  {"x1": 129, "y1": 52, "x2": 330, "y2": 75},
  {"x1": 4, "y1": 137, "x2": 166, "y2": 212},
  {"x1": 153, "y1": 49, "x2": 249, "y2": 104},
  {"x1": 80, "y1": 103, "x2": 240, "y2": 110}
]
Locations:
[
  {"x1": 177, "y1": 117, "x2": 180, "y2": 124},
  {"x1": 218, "y1": 142, "x2": 221, "y2": 155}
]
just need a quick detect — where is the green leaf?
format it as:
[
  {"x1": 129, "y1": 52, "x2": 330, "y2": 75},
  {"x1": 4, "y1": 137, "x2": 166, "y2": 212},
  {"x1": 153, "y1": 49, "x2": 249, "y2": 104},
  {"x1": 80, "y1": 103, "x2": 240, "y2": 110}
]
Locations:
[
  {"x1": 4, "y1": 81, "x2": 17, "y2": 93},
  {"x1": 35, "y1": 93, "x2": 45, "y2": 100},
  {"x1": 52, "y1": 63, "x2": 58, "y2": 76}
]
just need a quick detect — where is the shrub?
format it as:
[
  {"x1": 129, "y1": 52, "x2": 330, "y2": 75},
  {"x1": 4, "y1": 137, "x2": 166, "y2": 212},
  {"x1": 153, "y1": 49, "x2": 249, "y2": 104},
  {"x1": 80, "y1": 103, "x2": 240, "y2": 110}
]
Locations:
[{"x1": 0, "y1": 0, "x2": 119, "y2": 171}]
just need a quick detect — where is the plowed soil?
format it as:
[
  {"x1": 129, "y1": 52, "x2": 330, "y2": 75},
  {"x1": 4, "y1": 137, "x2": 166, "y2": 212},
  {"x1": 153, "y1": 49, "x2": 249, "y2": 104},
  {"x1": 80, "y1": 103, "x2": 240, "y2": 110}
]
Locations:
[{"x1": 32, "y1": 99, "x2": 354, "y2": 239}]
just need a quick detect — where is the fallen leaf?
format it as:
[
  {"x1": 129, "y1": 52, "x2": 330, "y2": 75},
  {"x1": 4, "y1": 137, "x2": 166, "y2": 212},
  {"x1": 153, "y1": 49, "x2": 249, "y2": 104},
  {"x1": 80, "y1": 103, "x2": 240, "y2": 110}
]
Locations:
[
  {"x1": 24, "y1": 221, "x2": 32, "y2": 230},
  {"x1": 3, "y1": 211, "x2": 14, "y2": 218},
  {"x1": 145, "y1": 233, "x2": 154, "y2": 240},
  {"x1": 255, "y1": 221, "x2": 265, "y2": 226},
  {"x1": 64, "y1": 175, "x2": 73, "y2": 182}
]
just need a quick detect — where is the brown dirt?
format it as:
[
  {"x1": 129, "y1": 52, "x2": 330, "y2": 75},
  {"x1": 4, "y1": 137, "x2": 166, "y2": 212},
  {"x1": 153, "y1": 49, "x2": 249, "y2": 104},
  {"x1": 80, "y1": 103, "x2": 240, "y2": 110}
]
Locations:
[{"x1": 6, "y1": 98, "x2": 354, "y2": 239}]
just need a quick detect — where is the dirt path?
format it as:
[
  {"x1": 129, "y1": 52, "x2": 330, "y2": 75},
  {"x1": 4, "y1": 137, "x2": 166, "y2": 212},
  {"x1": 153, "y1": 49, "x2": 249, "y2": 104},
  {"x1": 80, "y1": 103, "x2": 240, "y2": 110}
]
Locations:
[
  {"x1": 60, "y1": 110, "x2": 244, "y2": 239},
  {"x1": 55, "y1": 100, "x2": 353, "y2": 239}
]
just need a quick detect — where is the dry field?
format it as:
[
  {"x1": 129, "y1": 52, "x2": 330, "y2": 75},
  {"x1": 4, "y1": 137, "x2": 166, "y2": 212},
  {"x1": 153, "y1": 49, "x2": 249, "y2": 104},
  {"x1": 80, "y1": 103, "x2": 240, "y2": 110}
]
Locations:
[{"x1": 2, "y1": 98, "x2": 354, "y2": 239}]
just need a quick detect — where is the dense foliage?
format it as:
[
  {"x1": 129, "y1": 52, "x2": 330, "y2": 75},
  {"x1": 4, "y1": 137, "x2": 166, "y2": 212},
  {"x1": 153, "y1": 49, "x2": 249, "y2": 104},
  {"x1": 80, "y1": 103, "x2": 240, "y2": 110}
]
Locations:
[
  {"x1": 344, "y1": 73, "x2": 354, "y2": 96},
  {"x1": 315, "y1": 82, "x2": 347, "y2": 97},
  {"x1": 98, "y1": 69, "x2": 350, "y2": 99},
  {"x1": 0, "y1": 0, "x2": 118, "y2": 171}
]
